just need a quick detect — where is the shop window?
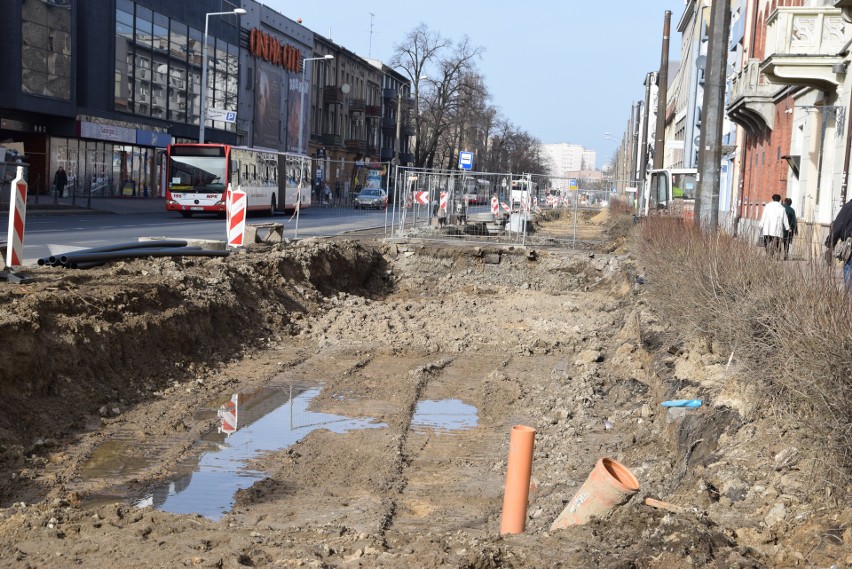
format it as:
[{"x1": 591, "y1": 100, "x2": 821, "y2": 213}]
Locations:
[{"x1": 21, "y1": 0, "x2": 72, "y2": 100}]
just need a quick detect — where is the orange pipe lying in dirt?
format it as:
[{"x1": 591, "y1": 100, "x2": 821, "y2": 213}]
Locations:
[
  {"x1": 500, "y1": 425, "x2": 536, "y2": 535},
  {"x1": 550, "y1": 457, "x2": 640, "y2": 529}
]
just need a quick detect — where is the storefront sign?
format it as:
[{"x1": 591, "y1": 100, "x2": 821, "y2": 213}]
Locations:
[
  {"x1": 249, "y1": 29, "x2": 302, "y2": 73},
  {"x1": 136, "y1": 130, "x2": 171, "y2": 148},
  {"x1": 79, "y1": 121, "x2": 135, "y2": 143},
  {"x1": 1, "y1": 118, "x2": 46, "y2": 133}
]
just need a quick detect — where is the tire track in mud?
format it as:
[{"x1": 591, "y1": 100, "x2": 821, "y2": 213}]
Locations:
[{"x1": 376, "y1": 357, "x2": 453, "y2": 537}]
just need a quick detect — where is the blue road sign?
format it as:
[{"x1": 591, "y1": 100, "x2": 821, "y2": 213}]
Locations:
[{"x1": 458, "y1": 151, "x2": 474, "y2": 170}]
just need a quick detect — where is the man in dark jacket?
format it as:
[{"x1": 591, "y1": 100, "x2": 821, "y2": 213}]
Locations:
[
  {"x1": 782, "y1": 198, "x2": 797, "y2": 260},
  {"x1": 53, "y1": 165, "x2": 68, "y2": 198},
  {"x1": 826, "y1": 198, "x2": 852, "y2": 284}
]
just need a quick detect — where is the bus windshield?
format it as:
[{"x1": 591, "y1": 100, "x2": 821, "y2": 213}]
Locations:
[{"x1": 169, "y1": 155, "x2": 227, "y2": 193}]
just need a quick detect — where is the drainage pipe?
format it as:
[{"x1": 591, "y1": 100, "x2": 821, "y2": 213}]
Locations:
[
  {"x1": 550, "y1": 457, "x2": 640, "y2": 529},
  {"x1": 62, "y1": 248, "x2": 229, "y2": 267},
  {"x1": 38, "y1": 240, "x2": 190, "y2": 267},
  {"x1": 499, "y1": 425, "x2": 536, "y2": 535},
  {"x1": 68, "y1": 239, "x2": 189, "y2": 255}
]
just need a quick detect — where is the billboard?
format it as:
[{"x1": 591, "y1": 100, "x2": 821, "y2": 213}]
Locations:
[{"x1": 254, "y1": 67, "x2": 281, "y2": 149}]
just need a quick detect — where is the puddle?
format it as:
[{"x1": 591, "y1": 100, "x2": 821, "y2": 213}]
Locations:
[
  {"x1": 83, "y1": 386, "x2": 384, "y2": 520},
  {"x1": 411, "y1": 399, "x2": 478, "y2": 432}
]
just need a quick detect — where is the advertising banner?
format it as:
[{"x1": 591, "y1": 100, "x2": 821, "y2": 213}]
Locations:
[{"x1": 255, "y1": 67, "x2": 281, "y2": 149}]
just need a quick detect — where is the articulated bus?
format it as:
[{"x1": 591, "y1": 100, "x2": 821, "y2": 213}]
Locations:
[
  {"x1": 165, "y1": 143, "x2": 311, "y2": 217},
  {"x1": 462, "y1": 178, "x2": 492, "y2": 205}
]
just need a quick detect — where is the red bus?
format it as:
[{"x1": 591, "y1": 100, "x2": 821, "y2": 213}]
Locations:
[{"x1": 165, "y1": 143, "x2": 312, "y2": 217}]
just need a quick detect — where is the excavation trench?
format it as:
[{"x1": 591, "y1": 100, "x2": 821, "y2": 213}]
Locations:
[{"x1": 0, "y1": 215, "x2": 822, "y2": 568}]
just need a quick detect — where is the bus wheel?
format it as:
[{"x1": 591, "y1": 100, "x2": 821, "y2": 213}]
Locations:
[
  {"x1": 270, "y1": 196, "x2": 277, "y2": 216},
  {"x1": 181, "y1": 211, "x2": 192, "y2": 218}
]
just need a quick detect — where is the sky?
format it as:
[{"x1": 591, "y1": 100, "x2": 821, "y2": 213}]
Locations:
[{"x1": 264, "y1": 1, "x2": 685, "y2": 169}]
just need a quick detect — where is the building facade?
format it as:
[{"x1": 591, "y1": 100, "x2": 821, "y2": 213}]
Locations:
[
  {"x1": 541, "y1": 143, "x2": 597, "y2": 179},
  {"x1": 617, "y1": 0, "x2": 850, "y2": 251},
  {"x1": 0, "y1": 0, "x2": 410, "y2": 202}
]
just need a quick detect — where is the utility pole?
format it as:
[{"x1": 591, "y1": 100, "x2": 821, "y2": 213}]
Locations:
[
  {"x1": 640, "y1": 75, "x2": 653, "y2": 178},
  {"x1": 653, "y1": 10, "x2": 671, "y2": 170},
  {"x1": 695, "y1": 0, "x2": 732, "y2": 229},
  {"x1": 630, "y1": 101, "x2": 645, "y2": 181}
]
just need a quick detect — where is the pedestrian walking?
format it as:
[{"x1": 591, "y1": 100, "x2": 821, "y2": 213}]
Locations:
[
  {"x1": 53, "y1": 165, "x2": 68, "y2": 198},
  {"x1": 759, "y1": 194, "x2": 790, "y2": 257},
  {"x1": 782, "y1": 197, "x2": 797, "y2": 260},
  {"x1": 826, "y1": 197, "x2": 852, "y2": 285}
]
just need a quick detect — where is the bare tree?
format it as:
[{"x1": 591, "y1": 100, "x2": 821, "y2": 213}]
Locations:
[
  {"x1": 392, "y1": 28, "x2": 483, "y2": 168},
  {"x1": 391, "y1": 24, "x2": 549, "y2": 175}
]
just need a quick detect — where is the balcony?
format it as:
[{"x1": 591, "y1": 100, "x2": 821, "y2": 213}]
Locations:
[
  {"x1": 381, "y1": 117, "x2": 397, "y2": 131},
  {"x1": 345, "y1": 138, "x2": 367, "y2": 154},
  {"x1": 349, "y1": 98, "x2": 366, "y2": 113},
  {"x1": 401, "y1": 123, "x2": 415, "y2": 137},
  {"x1": 382, "y1": 88, "x2": 398, "y2": 101},
  {"x1": 380, "y1": 147, "x2": 394, "y2": 162},
  {"x1": 760, "y1": 6, "x2": 850, "y2": 90},
  {"x1": 324, "y1": 85, "x2": 344, "y2": 105},
  {"x1": 834, "y1": 0, "x2": 852, "y2": 21},
  {"x1": 727, "y1": 59, "x2": 783, "y2": 134},
  {"x1": 400, "y1": 152, "x2": 414, "y2": 165},
  {"x1": 321, "y1": 133, "x2": 343, "y2": 147},
  {"x1": 365, "y1": 105, "x2": 381, "y2": 118}
]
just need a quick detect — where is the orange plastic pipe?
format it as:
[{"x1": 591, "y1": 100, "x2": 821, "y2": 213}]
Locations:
[{"x1": 500, "y1": 425, "x2": 536, "y2": 535}]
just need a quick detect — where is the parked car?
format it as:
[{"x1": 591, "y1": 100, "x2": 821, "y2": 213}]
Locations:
[{"x1": 354, "y1": 188, "x2": 387, "y2": 210}]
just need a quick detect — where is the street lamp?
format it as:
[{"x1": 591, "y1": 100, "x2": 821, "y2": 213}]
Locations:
[
  {"x1": 199, "y1": 8, "x2": 246, "y2": 143},
  {"x1": 299, "y1": 54, "x2": 334, "y2": 153}
]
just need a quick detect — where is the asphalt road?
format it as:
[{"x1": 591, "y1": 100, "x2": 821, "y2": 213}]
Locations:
[{"x1": 0, "y1": 199, "x2": 395, "y2": 266}]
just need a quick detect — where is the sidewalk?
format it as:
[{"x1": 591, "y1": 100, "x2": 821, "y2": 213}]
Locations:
[{"x1": 23, "y1": 196, "x2": 166, "y2": 215}]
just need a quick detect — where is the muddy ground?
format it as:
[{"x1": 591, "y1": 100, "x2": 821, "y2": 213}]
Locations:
[{"x1": 0, "y1": 210, "x2": 847, "y2": 568}]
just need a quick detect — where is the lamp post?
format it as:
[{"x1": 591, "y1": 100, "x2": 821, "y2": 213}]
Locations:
[
  {"x1": 393, "y1": 87, "x2": 403, "y2": 166},
  {"x1": 299, "y1": 54, "x2": 334, "y2": 154},
  {"x1": 199, "y1": 8, "x2": 245, "y2": 143}
]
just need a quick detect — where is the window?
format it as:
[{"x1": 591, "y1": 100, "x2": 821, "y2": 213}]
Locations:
[{"x1": 21, "y1": 0, "x2": 72, "y2": 100}]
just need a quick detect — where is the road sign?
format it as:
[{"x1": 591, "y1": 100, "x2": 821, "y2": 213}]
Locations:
[
  {"x1": 568, "y1": 178, "x2": 578, "y2": 190},
  {"x1": 458, "y1": 151, "x2": 474, "y2": 170},
  {"x1": 207, "y1": 108, "x2": 237, "y2": 123},
  {"x1": 414, "y1": 191, "x2": 429, "y2": 205}
]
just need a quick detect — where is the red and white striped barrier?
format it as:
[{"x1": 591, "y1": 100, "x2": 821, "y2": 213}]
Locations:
[
  {"x1": 217, "y1": 396, "x2": 238, "y2": 436},
  {"x1": 227, "y1": 185, "x2": 247, "y2": 247},
  {"x1": 439, "y1": 191, "x2": 448, "y2": 211},
  {"x1": 501, "y1": 201, "x2": 510, "y2": 213},
  {"x1": 491, "y1": 195, "x2": 499, "y2": 216},
  {"x1": 6, "y1": 166, "x2": 28, "y2": 267}
]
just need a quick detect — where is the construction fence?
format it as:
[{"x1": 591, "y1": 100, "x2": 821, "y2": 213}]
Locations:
[{"x1": 382, "y1": 166, "x2": 617, "y2": 248}]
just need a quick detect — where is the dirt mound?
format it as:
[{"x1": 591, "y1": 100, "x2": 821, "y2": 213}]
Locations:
[{"x1": 0, "y1": 219, "x2": 846, "y2": 567}]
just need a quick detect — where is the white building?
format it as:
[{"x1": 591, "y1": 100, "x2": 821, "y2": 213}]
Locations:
[{"x1": 541, "y1": 143, "x2": 597, "y2": 179}]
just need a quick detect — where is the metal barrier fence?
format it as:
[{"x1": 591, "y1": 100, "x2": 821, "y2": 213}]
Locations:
[
  {"x1": 382, "y1": 166, "x2": 615, "y2": 249},
  {"x1": 278, "y1": 158, "x2": 396, "y2": 240}
]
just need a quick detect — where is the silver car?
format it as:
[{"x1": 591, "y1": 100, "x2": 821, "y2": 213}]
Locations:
[{"x1": 354, "y1": 188, "x2": 387, "y2": 210}]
